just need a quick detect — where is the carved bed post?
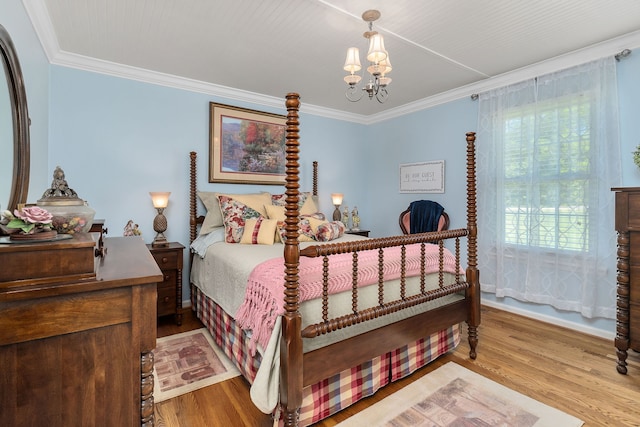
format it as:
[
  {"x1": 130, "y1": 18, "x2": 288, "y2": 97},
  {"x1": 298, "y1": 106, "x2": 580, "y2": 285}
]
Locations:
[
  {"x1": 189, "y1": 151, "x2": 198, "y2": 244},
  {"x1": 465, "y1": 132, "x2": 480, "y2": 359},
  {"x1": 188, "y1": 151, "x2": 198, "y2": 309},
  {"x1": 313, "y1": 161, "x2": 318, "y2": 197},
  {"x1": 281, "y1": 93, "x2": 303, "y2": 426},
  {"x1": 615, "y1": 228, "x2": 630, "y2": 374}
]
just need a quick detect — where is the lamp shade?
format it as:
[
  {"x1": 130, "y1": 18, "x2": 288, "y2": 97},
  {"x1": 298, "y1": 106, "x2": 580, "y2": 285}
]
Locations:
[
  {"x1": 331, "y1": 193, "x2": 344, "y2": 206},
  {"x1": 343, "y1": 47, "x2": 362, "y2": 73},
  {"x1": 366, "y1": 33, "x2": 387, "y2": 63},
  {"x1": 150, "y1": 192, "x2": 171, "y2": 209},
  {"x1": 379, "y1": 56, "x2": 392, "y2": 75}
]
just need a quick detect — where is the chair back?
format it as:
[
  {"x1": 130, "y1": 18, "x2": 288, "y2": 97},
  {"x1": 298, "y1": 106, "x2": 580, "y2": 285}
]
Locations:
[{"x1": 399, "y1": 200, "x2": 449, "y2": 234}]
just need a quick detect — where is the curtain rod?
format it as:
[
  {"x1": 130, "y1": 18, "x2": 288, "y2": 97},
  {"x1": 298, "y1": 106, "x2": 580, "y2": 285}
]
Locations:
[
  {"x1": 615, "y1": 48, "x2": 632, "y2": 61},
  {"x1": 470, "y1": 48, "x2": 632, "y2": 100}
]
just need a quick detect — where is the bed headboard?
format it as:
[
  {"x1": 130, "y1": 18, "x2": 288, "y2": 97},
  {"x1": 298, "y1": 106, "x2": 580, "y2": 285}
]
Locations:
[{"x1": 188, "y1": 152, "x2": 318, "y2": 244}]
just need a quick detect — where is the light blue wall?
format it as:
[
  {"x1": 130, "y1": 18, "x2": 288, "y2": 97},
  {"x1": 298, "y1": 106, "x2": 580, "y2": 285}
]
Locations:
[
  {"x1": 1, "y1": 0, "x2": 49, "y2": 204},
  {"x1": 48, "y1": 66, "x2": 366, "y2": 242},
  {"x1": 47, "y1": 66, "x2": 366, "y2": 304},
  {"x1": 364, "y1": 98, "x2": 478, "y2": 237},
  {"x1": 619, "y1": 51, "x2": 640, "y2": 184},
  {"x1": 6, "y1": 0, "x2": 640, "y2": 336}
]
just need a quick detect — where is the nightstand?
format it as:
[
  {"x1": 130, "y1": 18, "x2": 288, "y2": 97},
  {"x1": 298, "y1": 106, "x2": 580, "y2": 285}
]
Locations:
[
  {"x1": 147, "y1": 242, "x2": 184, "y2": 325},
  {"x1": 346, "y1": 229, "x2": 370, "y2": 237}
]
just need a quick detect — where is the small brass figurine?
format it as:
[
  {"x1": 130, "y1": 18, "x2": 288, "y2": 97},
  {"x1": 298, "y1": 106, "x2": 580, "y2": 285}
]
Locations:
[
  {"x1": 352, "y1": 206, "x2": 360, "y2": 231},
  {"x1": 342, "y1": 205, "x2": 350, "y2": 230}
]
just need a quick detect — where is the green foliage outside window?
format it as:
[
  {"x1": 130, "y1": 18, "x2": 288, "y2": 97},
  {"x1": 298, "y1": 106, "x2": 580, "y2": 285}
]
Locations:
[{"x1": 502, "y1": 95, "x2": 591, "y2": 252}]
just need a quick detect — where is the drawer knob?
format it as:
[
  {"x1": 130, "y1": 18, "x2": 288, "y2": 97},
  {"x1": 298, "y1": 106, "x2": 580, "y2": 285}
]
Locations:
[
  {"x1": 161, "y1": 257, "x2": 168, "y2": 263},
  {"x1": 164, "y1": 274, "x2": 170, "y2": 280},
  {"x1": 163, "y1": 296, "x2": 170, "y2": 303}
]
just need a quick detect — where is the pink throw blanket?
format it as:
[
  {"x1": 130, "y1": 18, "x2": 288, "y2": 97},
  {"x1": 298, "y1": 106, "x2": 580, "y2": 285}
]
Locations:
[{"x1": 235, "y1": 243, "x2": 462, "y2": 355}]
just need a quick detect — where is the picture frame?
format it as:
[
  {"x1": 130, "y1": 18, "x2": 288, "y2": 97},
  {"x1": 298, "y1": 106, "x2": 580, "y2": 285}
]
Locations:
[
  {"x1": 209, "y1": 102, "x2": 287, "y2": 185},
  {"x1": 399, "y1": 160, "x2": 445, "y2": 193}
]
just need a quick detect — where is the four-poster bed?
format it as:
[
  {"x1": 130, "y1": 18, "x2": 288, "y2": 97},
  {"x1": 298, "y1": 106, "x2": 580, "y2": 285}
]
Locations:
[{"x1": 188, "y1": 93, "x2": 480, "y2": 426}]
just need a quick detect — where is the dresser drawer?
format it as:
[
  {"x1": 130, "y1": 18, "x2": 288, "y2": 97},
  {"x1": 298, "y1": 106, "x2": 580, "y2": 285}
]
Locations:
[
  {"x1": 151, "y1": 251, "x2": 179, "y2": 270},
  {"x1": 158, "y1": 269, "x2": 176, "y2": 287},
  {"x1": 157, "y1": 285, "x2": 176, "y2": 317},
  {"x1": 629, "y1": 193, "x2": 640, "y2": 229}
]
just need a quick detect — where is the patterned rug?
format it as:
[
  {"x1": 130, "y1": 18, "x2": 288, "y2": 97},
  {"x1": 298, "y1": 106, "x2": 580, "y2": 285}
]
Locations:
[
  {"x1": 153, "y1": 328, "x2": 240, "y2": 403},
  {"x1": 337, "y1": 362, "x2": 583, "y2": 427}
]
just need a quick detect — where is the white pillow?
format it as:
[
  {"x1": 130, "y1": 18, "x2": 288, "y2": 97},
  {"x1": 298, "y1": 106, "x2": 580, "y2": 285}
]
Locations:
[{"x1": 190, "y1": 227, "x2": 225, "y2": 258}]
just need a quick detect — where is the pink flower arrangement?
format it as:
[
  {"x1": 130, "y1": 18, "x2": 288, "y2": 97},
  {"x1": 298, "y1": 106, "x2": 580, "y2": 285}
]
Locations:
[{"x1": 2, "y1": 206, "x2": 53, "y2": 234}]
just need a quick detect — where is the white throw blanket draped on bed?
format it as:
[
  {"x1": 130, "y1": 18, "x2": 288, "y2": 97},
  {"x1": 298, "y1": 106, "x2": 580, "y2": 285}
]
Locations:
[{"x1": 235, "y1": 243, "x2": 461, "y2": 356}]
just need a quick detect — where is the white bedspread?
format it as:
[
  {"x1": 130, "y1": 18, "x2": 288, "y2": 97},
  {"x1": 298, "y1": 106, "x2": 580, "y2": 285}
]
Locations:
[{"x1": 190, "y1": 233, "x2": 464, "y2": 413}]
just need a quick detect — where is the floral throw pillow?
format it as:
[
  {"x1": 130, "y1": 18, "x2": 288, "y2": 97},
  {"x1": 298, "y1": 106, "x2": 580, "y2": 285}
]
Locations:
[
  {"x1": 271, "y1": 192, "x2": 307, "y2": 207},
  {"x1": 218, "y1": 195, "x2": 263, "y2": 243},
  {"x1": 301, "y1": 212, "x2": 325, "y2": 221},
  {"x1": 276, "y1": 217, "x2": 316, "y2": 243},
  {"x1": 315, "y1": 220, "x2": 346, "y2": 242}
]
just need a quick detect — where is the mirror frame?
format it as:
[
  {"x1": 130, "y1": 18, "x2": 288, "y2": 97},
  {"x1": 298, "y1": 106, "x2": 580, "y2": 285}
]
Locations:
[{"x1": 0, "y1": 24, "x2": 30, "y2": 212}]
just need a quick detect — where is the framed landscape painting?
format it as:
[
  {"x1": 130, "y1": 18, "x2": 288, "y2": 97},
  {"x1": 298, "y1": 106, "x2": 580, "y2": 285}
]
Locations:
[{"x1": 209, "y1": 102, "x2": 286, "y2": 184}]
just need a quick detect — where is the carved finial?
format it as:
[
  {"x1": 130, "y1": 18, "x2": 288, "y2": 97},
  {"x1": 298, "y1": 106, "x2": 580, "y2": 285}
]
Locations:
[{"x1": 40, "y1": 166, "x2": 79, "y2": 200}]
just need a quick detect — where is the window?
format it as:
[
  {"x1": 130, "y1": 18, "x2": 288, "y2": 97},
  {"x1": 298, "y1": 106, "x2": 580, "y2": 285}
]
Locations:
[
  {"x1": 503, "y1": 95, "x2": 591, "y2": 252},
  {"x1": 476, "y1": 57, "x2": 620, "y2": 319}
]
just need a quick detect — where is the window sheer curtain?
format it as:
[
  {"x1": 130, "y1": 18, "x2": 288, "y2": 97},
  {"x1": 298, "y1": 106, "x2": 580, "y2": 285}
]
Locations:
[{"x1": 477, "y1": 57, "x2": 621, "y2": 319}]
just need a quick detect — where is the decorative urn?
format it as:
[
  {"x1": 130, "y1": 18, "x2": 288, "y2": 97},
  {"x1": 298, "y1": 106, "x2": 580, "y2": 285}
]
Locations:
[{"x1": 36, "y1": 166, "x2": 96, "y2": 234}]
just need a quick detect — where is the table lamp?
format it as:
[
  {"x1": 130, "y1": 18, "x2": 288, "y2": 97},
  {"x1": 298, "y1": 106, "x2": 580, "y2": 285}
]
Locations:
[
  {"x1": 331, "y1": 193, "x2": 343, "y2": 221},
  {"x1": 150, "y1": 192, "x2": 170, "y2": 247}
]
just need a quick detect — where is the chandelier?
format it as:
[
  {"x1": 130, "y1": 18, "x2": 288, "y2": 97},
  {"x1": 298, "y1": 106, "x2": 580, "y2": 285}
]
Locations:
[{"x1": 343, "y1": 10, "x2": 392, "y2": 103}]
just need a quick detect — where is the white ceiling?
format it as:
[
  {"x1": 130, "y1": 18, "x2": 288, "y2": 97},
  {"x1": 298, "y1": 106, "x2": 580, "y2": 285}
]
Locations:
[{"x1": 23, "y1": 0, "x2": 640, "y2": 121}]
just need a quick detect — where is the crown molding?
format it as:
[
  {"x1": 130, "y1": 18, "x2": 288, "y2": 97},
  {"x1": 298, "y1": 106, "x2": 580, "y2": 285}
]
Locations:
[
  {"x1": 47, "y1": 49, "x2": 368, "y2": 123},
  {"x1": 367, "y1": 29, "x2": 640, "y2": 124},
  {"x1": 21, "y1": 0, "x2": 59, "y2": 61},
  {"x1": 23, "y1": 1, "x2": 640, "y2": 126}
]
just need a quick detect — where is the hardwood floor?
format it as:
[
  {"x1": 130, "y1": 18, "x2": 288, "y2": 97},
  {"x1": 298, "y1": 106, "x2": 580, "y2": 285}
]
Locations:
[{"x1": 155, "y1": 306, "x2": 640, "y2": 426}]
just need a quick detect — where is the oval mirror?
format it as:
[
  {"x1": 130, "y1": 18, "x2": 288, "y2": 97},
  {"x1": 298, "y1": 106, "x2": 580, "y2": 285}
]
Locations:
[{"x1": 0, "y1": 24, "x2": 30, "y2": 213}]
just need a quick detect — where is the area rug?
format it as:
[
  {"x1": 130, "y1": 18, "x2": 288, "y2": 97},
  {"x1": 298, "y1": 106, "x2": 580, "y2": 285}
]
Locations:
[
  {"x1": 153, "y1": 328, "x2": 240, "y2": 403},
  {"x1": 337, "y1": 362, "x2": 583, "y2": 426}
]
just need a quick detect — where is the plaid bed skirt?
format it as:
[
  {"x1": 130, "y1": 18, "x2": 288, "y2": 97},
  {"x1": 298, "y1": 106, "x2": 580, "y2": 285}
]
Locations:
[{"x1": 191, "y1": 285, "x2": 460, "y2": 426}]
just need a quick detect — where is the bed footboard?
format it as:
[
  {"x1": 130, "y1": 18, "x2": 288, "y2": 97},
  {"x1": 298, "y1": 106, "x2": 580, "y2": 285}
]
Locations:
[{"x1": 280, "y1": 94, "x2": 479, "y2": 427}]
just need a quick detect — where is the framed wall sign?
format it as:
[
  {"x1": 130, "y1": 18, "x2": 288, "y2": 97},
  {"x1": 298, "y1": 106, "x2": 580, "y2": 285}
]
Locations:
[
  {"x1": 399, "y1": 160, "x2": 445, "y2": 193},
  {"x1": 209, "y1": 102, "x2": 286, "y2": 185}
]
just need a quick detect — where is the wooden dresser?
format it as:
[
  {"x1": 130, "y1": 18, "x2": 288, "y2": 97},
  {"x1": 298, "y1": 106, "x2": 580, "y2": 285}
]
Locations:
[
  {"x1": 613, "y1": 187, "x2": 640, "y2": 374},
  {"x1": 0, "y1": 236, "x2": 162, "y2": 426}
]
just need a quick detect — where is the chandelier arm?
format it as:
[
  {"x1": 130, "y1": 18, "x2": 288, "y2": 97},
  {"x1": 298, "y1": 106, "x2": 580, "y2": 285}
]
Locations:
[
  {"x1": 346, "y1": 85, "x2": 365, "y2": 102},
  {"x1": 375, "y1": 86, "x2": 389, "y2": 103}
]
